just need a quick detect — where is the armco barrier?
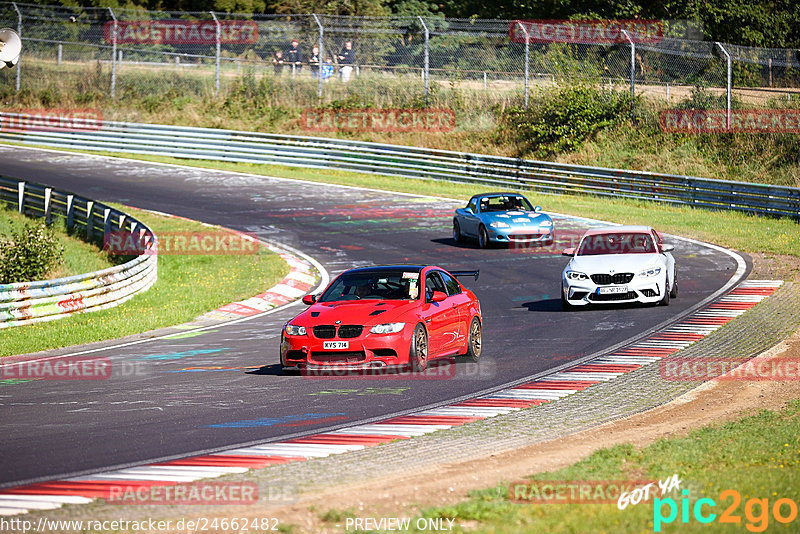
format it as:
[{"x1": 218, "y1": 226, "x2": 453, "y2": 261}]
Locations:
[
  {"x1": 0, "y1": 113, "x2": 799, "y2": 218},
  {"x1": 0, "y1": 176, "x2": 157, "y2": 328}
]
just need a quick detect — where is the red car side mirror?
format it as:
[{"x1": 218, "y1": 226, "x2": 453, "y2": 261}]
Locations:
[
  {"x1": 302, "y1": 294, "x2": 317, "y2": 305},
  {"x1": 431, "y1": 291, "x2": 447, "y2": 303}
]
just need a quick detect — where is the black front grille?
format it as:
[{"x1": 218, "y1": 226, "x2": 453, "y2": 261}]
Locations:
[
  {"x1": 337, "y1": 325, "x2": 363, "y2": 338},
  {"x1": 589, "y1": 291, "x2": 638, "y2": 301},
  {"x1": 641, "y1": 288, "x2": 658, "y2": 297},
  {"x1": 591, "y1": 273, "x2": 634, "y2": 285},
  {"x1": 373, "y1": 349, "x2": 398, "y2": 358},
  {"x1": 313, "y1": 325, "x2": 336, "y2": 339},
  {"x1": 285, "y1": 350, "x2": 306, "y2": 360},
  {"x1": 309, "y1": 351, "x2": 366, "y2": 363}
]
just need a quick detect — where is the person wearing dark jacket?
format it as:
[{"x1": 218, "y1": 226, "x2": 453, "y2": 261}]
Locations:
[
  {"x1": 286, "y1": 38, "x2": 303, "y2": 74},
  {"x1": 309, "y1": 45, "x2": 320, "y2": 78},
  {"x1": 337, "y1": 40, "x2": 355, "y2": 82}
]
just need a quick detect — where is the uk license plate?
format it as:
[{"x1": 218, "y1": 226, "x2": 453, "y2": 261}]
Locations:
[
  {"x1": 323, "y1": 341, "x2": 349, "y2": 350},
  {"x1": 597, "y1": 286, "x2": 628, "y2": 295}
]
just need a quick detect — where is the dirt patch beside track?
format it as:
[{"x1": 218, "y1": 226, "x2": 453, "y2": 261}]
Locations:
[{"x1": 259, "y1": 303, "x2": 800, "y2": 532}]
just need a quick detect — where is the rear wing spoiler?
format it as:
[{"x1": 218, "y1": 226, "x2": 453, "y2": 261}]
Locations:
[{"x1": 450, "y1": 270, "x2": 480, "y2": 281}]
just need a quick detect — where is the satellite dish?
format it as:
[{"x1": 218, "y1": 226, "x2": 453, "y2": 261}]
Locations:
[{"x1": 0, "y1": 29, "x2": 22, "y2": 69}]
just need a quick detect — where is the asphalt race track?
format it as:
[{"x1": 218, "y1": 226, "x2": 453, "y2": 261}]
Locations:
[{"x1": 0, "y1": 146, "x2": 746, "y2": 487}]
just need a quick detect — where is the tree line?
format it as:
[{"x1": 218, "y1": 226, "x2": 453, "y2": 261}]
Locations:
[{"x1": 38, "y1": 0, "x2": 800, "y2": 49}]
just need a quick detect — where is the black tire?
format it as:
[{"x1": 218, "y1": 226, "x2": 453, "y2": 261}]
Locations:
[
  {"x1": 670, "y1": 278, "x2": 678, "y2": 298},
  {"x1": 462, "y1": 316, "x2": 482, "y2": 363},
  {"x1": 561, "y1": 291, "x2": 573, "y2": 311},
  {"x1": 478, "y1": 225, "x2": 490, "y2": 249},
  {"x1": 453, "y1": 220, "x2": 463, "y2": 244},
  {"x1": 410, "y1": 323, "x2": 429, "y2": 372},
  {"x1": 659, "y1": 281, "x2": 671, "y2": 306}
]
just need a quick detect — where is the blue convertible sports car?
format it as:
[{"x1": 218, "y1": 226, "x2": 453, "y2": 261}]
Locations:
[{"x1": 453, "y1": 192, "x2": 554, "y2": 248}]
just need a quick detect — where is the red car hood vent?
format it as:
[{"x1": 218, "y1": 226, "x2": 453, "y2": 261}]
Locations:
[{"x1": 303, "y1": 300, "x2": 413, "y2": 324}]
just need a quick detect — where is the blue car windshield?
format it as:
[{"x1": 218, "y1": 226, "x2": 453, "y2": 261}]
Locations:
[
  {"x1": 319, "y1": 270, "x2": 421, "y2": 302},
  {"x1": 578, "y1": 233, "x2": 656, "y2": 255},
  {"x1": 479, "y1": 195, "x2": 534, "y2": 212}
]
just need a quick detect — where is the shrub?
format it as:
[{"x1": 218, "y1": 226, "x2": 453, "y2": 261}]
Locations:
[
  {"x1": 499, "y1": 85, "x2": 633, "y2": 157},
  {"x1": 0, "y1": 220, "x2": 64, "y2": 284}
]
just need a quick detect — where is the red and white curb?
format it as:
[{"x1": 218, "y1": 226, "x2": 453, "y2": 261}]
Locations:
[{"x1": 0, "y1": 280, "x2": 782, "y2": 516}]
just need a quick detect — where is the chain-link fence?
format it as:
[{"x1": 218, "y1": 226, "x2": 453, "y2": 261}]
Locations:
[{"x1": 2, "y1": 2, "x2": 799, "y2": 113}]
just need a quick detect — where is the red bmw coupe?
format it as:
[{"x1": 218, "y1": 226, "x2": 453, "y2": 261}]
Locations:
[{"x1": 280, "y1": 265, "x2": 482, "y2": 373}]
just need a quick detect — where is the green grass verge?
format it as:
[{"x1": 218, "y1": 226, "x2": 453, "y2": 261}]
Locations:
[
  {"x1": 0, "y1": 206, "x2": 115, "y2": 279},
  {"x1": 402, "y1": 400, "x2": 800, "y2": 533},
  {"x1": 0, "y1": 205, "x2": 289, "y2": 357},
  {"x1": 4, "y1": 143, "x2": 797, "y2": 259}
]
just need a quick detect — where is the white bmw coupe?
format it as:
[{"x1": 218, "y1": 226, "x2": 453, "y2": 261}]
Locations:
[{"x1": 561, "y1": 225, "x2": 676, "y2": 310}]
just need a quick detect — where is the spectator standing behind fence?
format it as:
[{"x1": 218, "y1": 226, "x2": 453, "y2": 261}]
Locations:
[
  {"x1": 337, "y1": 40, "x2": 355, "y2": 82},
  {"x1": 272, "y1": 50, "x2": 285, "y2": 75},
  {"x1": 309, "y1": 45, "x2": 320, "y2": 78},
  {"x1": 321, "y1": 57, "x2": 334, "y2": 82},
  {"x1": 286, "y1": 38, "x2": 303, "y2": 74}
]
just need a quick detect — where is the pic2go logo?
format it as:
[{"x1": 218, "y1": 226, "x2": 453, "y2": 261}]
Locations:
[{"x1": 654, "y1": 489, "x2": 798, "y2": 532}]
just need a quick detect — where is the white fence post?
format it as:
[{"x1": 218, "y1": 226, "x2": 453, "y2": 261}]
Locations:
[
  {"x1": 312, "y1": 14, "x2": 324, "y2": 99},
  {"x1": 622, "y1": 29, "x2": 635, "y2": 116},
  {"x1": 66, "y1": 194, "x2": 74, "y2": 229},
  {"x1": 44, "y1": 187, "x2": 52, "y2": 225},
  {"x1": 17, "y1": 181, "x2": 24, "y2": 213},
  {"x1": 515, "y1": 21, "x2": 530, "y2": 109},
  {"x1": 11, "y1": 2, "x2": 21, "y2": 92},
  {"x1": 418, "y1": 16, "x2": 430, "y2": 105},
  {"x1": 716, "y1": 42, "x2": 732, "y2": 130},
  {"x1": 85, "y1": 201, "x2": 94, "y2": 239}
]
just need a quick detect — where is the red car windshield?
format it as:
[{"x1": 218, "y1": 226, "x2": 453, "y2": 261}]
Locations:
[
  {"x1": 318, "y1": 270, "x2": 421, "y2": 302},
  {"x1": 577, "y1": 233, "x2": 656, "y2": 256}
]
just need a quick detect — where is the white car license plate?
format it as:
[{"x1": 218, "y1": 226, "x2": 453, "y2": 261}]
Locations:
[
  {"x1": 597, "y1": 286, "x2": 628, "y2": 295},
  {"x1": 513, "y1": 218, "x2": 530, "y2": 223},
  {"x1": 323, "y1": 341, "x2": 349, "y2": 350}
]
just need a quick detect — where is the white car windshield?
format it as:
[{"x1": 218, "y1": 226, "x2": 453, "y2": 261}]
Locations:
[{"x1": 577, "y1": 233, "x2": 656, "y2": 256}]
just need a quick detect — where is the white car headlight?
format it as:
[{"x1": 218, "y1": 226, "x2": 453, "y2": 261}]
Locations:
[
  {"x1": 370, "y1": 322, "x2": 405, "y2": 334},
  {"x1": 638, "y1": 267, "x2": 662, "y2": 277},
  {"x1": 489, "y1": 221, "x2": 510, "y2": 228},
  {"x1": 566, "y1": 270, "x2": 589, "y2": 281},
  {"x1": 539, "y1": 220, "x2": 553, "y2": 227},
  {"x1": 285, "y1": 324, "x2": 307, "y2": 336}
]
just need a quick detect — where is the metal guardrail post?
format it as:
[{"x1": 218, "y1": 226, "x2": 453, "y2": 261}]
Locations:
[
  {"x1": 11, "y1": 2, "x2": 21, "y2": 92},
  {"x1": 312, "y1": 14, "x2": 323, "y2": 99},
  {"x1": 210, "y1": 11, "x2": 221, "y2": 96},
  {"x1": 514, "y1": 21, "x2": 530, "y2": 108},
  {"x1": 108, "y1": 7, "x2": 117, "y2": 98},
  {"x1": 418, "y1": 16, "x2": 430, "y2": 106},
  {"x1": 86, "y1": 200, "x2": 94, "y2": 239},
  {"x1": 716, "y1": 42, "x2": 732, "y2": 130},
  {"x1": 622, "y1": 30, "x2": 635, "y2": 115}
]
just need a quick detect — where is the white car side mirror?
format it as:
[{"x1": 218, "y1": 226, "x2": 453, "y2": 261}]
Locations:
[{"x1": 661, "y1": 244, "x2": 674, "y2": 252}]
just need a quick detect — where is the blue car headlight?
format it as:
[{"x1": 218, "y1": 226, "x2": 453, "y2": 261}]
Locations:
[{"x1": 489, "y1": 221, "x2": 510, "y2": 228}]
